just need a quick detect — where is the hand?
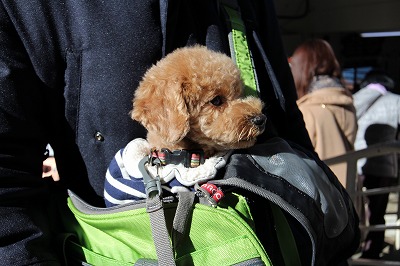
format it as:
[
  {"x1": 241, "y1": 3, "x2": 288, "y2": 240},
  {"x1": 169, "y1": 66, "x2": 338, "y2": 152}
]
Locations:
[{"x1": 42, "y1": 157, "x2": 60, "y2": 181}]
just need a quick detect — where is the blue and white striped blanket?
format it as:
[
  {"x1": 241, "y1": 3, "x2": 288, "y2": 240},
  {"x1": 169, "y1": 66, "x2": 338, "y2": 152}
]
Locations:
[{"x1": 103, "y1": 138, "x2": 227, "y2": 207}]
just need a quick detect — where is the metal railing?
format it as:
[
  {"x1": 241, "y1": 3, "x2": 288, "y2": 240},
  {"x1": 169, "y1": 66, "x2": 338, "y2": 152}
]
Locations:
[
  {"x1": 324, "y1": 141, "x2": 400, "y2": 202},
  {"x1": 324, "y1": 141, "x2": 400, "y2": 265}
]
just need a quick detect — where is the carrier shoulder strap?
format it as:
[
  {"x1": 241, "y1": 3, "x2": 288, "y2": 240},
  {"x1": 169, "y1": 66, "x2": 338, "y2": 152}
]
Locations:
[
  {"x1": 146, "y1": 195, "x2": 176, "y2": 265},
  {"x1": 140, "y1": 157, "x2": 177, "y2": 265},
  {"x1": 219, "y1": 0, "x2": 259, "y2": 97},
  {"x1": 219, "y1": 0, "x2": 286, "y2": 110},
  {"x1": 219, "y1": 1, "x2": 299, "y2": 265}
]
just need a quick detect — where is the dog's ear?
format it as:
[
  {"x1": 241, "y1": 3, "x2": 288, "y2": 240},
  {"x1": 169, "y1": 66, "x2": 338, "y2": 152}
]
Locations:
[{"x1": 130, "y1": 79, "x2": 190, "y2": 144}]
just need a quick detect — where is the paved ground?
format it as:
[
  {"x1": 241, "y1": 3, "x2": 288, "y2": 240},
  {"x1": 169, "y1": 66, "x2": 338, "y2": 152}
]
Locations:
[
  {"x1": 381, "y1": 192, "x2": 400, "y2": 260},
  {"x1": 350, "y1": 192, "x2": 400, "y2": 264}
]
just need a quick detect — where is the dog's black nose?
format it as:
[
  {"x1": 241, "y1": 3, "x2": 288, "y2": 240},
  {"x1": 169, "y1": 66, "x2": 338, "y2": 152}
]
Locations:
[{"x1": 251, "y1": 114, "x2": 267, "y2": 128}]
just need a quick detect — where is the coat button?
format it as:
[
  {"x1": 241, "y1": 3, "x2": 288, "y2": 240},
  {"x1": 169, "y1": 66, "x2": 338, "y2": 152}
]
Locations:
[{"x1": 94, "y1": 131, "x2": 105, "y2": 142}]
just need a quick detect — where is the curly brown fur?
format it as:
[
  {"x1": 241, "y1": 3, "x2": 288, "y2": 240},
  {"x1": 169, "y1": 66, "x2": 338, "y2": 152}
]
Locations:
[{"x1": 130, "y1": 45, "x2": 266, "y2": 157}]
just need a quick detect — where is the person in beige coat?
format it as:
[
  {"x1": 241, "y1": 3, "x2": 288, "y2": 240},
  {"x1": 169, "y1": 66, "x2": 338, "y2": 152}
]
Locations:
[{"x1": 290, "y1": 39, "x2": 358, "y2": 186}]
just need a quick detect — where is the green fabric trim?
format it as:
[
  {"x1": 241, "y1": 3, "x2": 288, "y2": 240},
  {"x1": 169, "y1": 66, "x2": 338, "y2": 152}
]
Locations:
[
  {"x1": 270, "y1": 203, "x2": 302, "y2": 266},
  {"x1": 67, "y1": 239, "x2": 133, "y2": 266},
  {"x1": 223, "y1": 5, "x2": 258, "y2": 97},
  {"x1": 66, "y1": 194, "x2": 272, "y2": 265},
  {"x1": 176, "y1": 236, "x2": 264, "y2": 265}
]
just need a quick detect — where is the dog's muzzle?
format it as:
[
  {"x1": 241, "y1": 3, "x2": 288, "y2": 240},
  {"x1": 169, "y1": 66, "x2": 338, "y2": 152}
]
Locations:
[{"x1": 251, "y1": 114, "x2": 267, "y2": 130}]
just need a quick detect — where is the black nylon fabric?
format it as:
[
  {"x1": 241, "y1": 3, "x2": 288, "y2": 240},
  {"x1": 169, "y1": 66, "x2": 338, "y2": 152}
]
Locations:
[
  {"x1": 0, "y1": 0, "x2": 314, "y2": 264},
  {"x1": 217, "y1": 137, "x2": 361, "y2": 265}
]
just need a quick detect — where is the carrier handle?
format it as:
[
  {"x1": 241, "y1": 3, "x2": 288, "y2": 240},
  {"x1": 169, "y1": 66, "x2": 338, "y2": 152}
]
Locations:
[
  {"x1": 139, "y1": 156, "x2": 176, "y2": 265},
  {"x1": 146, "y1": 195, "x2": 177, "y2": 266}
]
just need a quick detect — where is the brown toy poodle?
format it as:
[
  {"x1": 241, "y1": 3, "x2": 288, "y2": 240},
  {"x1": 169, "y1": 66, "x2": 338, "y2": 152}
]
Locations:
[
  {"x1": 130, "y1": 45, "x2": 266, "y2": 158},
  {"x1": 104, "y1": 45, "x2": 267, "y2": 206}
]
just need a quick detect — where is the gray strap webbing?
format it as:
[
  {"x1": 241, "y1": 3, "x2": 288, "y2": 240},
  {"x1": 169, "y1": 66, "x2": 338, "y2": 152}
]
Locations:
[
  {"x1": 146, "y1": 196, "x2": 176, "y2": 266},
  {"x1": 159, "y1": 0, "x2": 168, "y2": 57},
  {"x1": 172, "y1": 192, "x2": 196, "y2": 251}
]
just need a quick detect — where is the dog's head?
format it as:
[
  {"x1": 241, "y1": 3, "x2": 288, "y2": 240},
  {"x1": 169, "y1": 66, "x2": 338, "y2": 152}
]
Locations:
[{"x1": 131, "y1": 46, "x2": 266, "y2": 156}]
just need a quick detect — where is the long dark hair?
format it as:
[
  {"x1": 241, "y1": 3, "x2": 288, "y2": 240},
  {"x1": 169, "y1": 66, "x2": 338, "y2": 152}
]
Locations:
[
  {"x1": 290, "y1": 39, "x2": 342, "y2": 98},
  {"x1": 360, "y1": 69, "x2": 395, "y2": 91}
]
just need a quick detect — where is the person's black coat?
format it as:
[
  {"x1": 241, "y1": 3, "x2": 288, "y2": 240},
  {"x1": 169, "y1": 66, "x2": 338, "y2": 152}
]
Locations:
[{"x1": 0, "y1": 0, "x2": 312, "y2": 264}]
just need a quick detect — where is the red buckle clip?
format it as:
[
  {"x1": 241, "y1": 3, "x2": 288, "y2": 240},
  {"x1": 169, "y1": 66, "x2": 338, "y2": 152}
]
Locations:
[{"x1": 200, "y1": 183, "x2": 224, "y2": 205}]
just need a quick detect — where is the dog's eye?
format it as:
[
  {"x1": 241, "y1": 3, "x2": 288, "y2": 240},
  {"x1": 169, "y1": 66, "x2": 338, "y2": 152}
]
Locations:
[{"x1": 210, "y1": 96, "x2": 223, "y2": 106}]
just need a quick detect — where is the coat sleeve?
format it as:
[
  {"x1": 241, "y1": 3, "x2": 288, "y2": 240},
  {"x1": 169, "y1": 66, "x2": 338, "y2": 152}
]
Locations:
[
  {"x1": 0, "y1": 3, "x2": 63, "y2": 265},
  {"x1": 297, "y1": 105, "x2": 317, "y2": 149}
]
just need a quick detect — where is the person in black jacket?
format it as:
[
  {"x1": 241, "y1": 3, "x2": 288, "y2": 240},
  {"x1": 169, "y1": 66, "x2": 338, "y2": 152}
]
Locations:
[{"x1": 0, "y1": 1, "x2": 316, "y2": 265}]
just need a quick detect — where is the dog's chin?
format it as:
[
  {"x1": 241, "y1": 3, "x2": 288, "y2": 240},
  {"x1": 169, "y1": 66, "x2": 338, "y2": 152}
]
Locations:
[
  {"x1": 221, "y1": 138, "x2": 258, "y2": 151},
  {"x1": 237, "y1": 138, "x2": 258, "y2": 148}
]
